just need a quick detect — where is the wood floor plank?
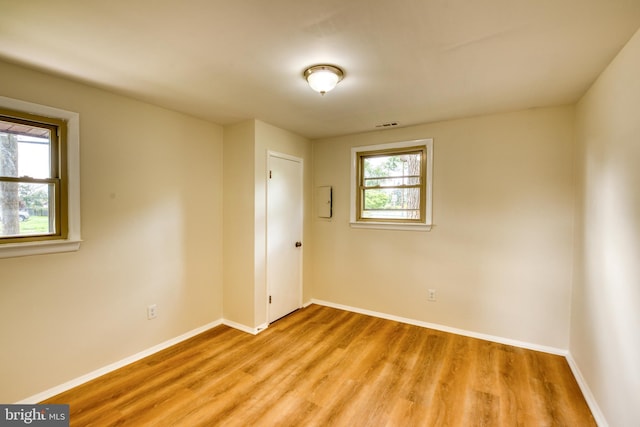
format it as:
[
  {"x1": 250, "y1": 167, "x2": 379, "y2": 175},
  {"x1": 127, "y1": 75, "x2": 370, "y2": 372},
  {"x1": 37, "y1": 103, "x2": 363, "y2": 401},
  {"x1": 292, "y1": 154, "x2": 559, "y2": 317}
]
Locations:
[
  {"x1": 385, "y1": 398, "x2": 432, "y2": 427},
  {"x1": 42, "y1": 305, "x2": 596, "y2": 426}
]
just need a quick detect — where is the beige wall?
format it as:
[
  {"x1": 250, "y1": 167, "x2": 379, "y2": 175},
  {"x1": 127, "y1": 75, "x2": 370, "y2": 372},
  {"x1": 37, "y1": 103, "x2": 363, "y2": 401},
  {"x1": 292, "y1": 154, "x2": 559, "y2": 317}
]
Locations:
[
  {"x1": 0, "y1": 60, "x2": 224, "y2": 403},
  {"x1": 311, "y1": 106, "x2": 576, "y2": 349},
  {"x1": 222, "y1": 120, "x2": 257, "y2": 327},
  {"x1": 572, "y1": 28, "x2": 640, "y2": 427}
]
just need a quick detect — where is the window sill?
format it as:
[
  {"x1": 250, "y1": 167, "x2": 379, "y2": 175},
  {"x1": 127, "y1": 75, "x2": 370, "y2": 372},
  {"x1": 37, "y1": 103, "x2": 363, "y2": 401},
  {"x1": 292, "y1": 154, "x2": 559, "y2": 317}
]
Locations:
[
  {"x1": 350, "y1": 221, "x2": 432, "y2": 231},
  {"x1": 0, "y1": 239, "x2": 82, "y2": 259}
]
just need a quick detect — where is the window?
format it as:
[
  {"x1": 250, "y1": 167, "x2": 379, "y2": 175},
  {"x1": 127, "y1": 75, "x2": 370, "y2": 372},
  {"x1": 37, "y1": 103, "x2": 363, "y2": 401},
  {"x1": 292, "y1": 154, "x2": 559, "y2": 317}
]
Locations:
[
  {"x1": 0, "y1": 96, "x2": 80, "y2": 258},
  {"x1": 350, "y1": 139, "x2": 433, "y2": 231},
  {"x1": 1, "y1": 110, "x2": 67, "y2": 242}
]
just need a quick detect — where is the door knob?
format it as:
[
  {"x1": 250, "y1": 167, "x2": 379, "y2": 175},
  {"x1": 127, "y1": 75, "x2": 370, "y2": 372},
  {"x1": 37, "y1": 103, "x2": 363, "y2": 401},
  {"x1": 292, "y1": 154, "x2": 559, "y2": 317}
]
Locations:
[{"x1": 295, "y1": 241, "x2": 302, "y2": 247}]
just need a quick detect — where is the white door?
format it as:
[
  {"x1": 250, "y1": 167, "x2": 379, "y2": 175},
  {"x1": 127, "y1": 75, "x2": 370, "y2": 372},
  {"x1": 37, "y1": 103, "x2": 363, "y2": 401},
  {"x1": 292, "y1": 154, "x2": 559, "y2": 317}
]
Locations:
[{"x1": 267, "y1": 153, "x2": 303, "y2": 323}]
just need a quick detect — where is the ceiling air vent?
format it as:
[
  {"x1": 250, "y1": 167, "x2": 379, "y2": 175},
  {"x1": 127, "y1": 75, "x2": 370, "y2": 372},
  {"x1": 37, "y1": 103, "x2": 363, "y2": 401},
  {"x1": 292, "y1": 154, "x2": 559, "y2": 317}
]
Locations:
[{"x1": 375, "y1": 121, "x2": 399, "y2": 128}]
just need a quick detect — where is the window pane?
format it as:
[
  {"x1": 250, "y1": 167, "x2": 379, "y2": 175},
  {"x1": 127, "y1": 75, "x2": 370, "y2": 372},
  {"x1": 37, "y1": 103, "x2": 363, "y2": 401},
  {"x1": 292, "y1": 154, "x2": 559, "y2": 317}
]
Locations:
[
  {"x1": 363, "y1": 187, "x2": 421, "y2": 219},
  {"x1": 363, "y1": 153, "x2": 421, "y2": 179},
  {"x1": 0, "y1": 182, "x2": 54, "y2": 237},
  {"x1": 0, "y1": 118, "x2": 51, "y2": 179}
]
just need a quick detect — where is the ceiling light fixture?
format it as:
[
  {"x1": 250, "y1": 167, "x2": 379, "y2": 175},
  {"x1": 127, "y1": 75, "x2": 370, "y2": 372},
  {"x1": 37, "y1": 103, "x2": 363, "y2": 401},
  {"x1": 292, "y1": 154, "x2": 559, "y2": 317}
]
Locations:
[{"x1": 303, "y1": 65, "x2": 344, "y2": 95}]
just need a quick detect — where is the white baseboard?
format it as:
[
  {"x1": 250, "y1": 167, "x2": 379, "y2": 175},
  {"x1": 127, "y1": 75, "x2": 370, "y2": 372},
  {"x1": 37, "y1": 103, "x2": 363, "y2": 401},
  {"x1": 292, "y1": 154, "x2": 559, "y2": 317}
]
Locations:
[
  {"x1": 223, "y1": 303, "x2": 316, "y2": 335},
  {"x1": 17, "y1": 319, "x2": 223, "y2": 404},
  {"x1": 566, "y1": 353, "x2": 608, "y2": 427},
  {"x1": 222, "y1": 319, "x2": 266, "y2": 335},
  {"x1": 311, "y1": 299, "x2": 568, "y2": 356}
]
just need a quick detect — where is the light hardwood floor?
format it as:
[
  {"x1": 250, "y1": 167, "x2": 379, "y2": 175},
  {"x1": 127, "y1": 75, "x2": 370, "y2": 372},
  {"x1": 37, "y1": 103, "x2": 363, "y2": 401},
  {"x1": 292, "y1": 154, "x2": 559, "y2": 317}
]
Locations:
[{"x1": 43, "y1": 305, "x2": 595, "y2": 426}]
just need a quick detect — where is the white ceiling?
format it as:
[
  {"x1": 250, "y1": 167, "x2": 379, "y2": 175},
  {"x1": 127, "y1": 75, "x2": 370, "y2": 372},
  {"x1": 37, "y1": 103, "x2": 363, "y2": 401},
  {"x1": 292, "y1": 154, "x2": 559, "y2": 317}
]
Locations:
[{"x1": 1, "y1": 0, "x2": 640, "y2": 139}]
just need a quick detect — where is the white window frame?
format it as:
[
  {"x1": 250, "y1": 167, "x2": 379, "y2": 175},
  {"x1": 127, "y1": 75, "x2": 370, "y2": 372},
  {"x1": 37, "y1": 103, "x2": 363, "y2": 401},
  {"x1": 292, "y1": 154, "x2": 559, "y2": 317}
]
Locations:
[
  {"x1": 350, "y1": 138, "x2": 433, "y2": 231},
  {"x1": 0, "y1": 96, "x2": 81, "y2": 258}
]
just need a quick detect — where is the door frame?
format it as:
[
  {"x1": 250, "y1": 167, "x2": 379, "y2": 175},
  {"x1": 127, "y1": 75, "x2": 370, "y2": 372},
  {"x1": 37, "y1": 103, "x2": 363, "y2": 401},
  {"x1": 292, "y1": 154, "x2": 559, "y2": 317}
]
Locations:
[{"x1": 266, "y1": 150, "x2": 304, "y2": 324}]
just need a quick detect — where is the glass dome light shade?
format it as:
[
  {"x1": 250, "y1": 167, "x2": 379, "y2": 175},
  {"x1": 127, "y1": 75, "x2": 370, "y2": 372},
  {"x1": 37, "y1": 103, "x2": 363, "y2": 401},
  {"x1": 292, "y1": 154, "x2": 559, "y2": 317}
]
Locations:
[{"x1": 304, "y1": 65, "x2": 344, "y2": 94}]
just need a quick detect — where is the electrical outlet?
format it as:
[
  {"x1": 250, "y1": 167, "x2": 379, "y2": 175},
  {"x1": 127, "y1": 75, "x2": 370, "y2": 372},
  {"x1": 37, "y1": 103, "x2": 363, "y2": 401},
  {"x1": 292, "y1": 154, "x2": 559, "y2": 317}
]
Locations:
[
  {"x1": 147, "y1": 304, "x2": 158, "y2": 320},
  {"x1": 427, "y1": 289, "x2": 437, "y2": 302}
]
